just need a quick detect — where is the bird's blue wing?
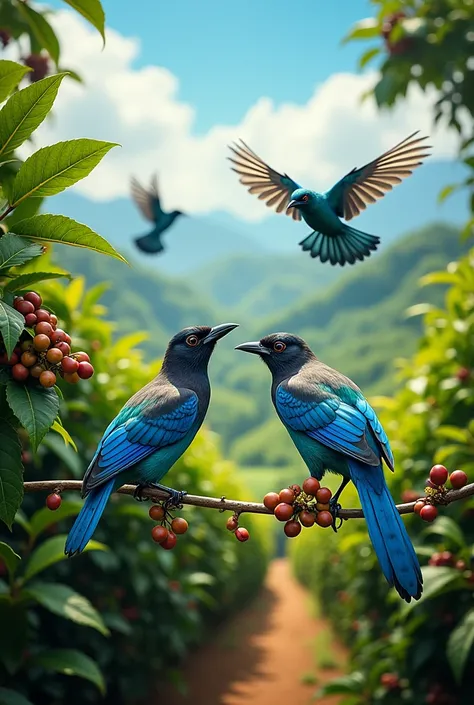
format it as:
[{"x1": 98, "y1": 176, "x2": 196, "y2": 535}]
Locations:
[
  {"x1": 228, "y1": 140, "x2": 302, "y2": 221},
  {"x1": 130, "y1": 174, "x2": 163, "y2": 223},
  {"x1": 325, "y1": 132, "x2": 430, "y2": 221},
  {"x1": 83, "y1": 393, "x2": 198, "y2": 491},
  {"x1": 275, "y1": 384, "x2": 379, "y2": 466},
  {"x1": 355, "y1": 397, "x2": 394, "y2": 470}
]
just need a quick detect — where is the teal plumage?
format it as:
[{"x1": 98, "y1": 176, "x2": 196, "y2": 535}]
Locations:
[
  {"x1": 131, "y1": 174, "x2": 185, "y2": 255},
  {"x1": 229, "y1": 132, "x2": 430, "y2": 266},
  {"x1": 236, "y1": 333, "x2": 422, "y2": 602}
]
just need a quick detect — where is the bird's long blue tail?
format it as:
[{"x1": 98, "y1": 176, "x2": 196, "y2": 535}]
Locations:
[
  {"x1": 299, "y1": 224, "x2": 380, "y2": 266},
  {"x1": 65, "y1": 480, "x2": 115, "y2": 556},
  {"x1": 349, "y1": 460, "x2": 422, "y2": 602}
]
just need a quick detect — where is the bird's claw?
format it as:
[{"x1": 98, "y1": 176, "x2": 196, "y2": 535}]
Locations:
[
  {"x1": 163, "y1": 488, "x2": 187, "y2": 511},
  {"x1": 133, "y1": 484, "x2": 150, "y2": 502},
  {"x1": 329, "y1": 499, "x2": 343, "y2": 533}
]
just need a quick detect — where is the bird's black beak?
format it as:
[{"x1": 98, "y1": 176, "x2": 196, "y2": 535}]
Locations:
[
  {"x1": 203, "y1": 323, "x2": 239, "y2": 345},
  {"x1": 235, "y1": 341, "x2": 270, "y2": 355},
  {"x1": 286, "y1": 200, "x2": 297, "y2": 212}
]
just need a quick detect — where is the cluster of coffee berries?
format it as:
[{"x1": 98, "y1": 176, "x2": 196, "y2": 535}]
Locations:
[
  {"x1": 149, "y1": 503, "x2": 188, "y2": 550},
  {"x1": 381, "y1": 12, "x2": 414, "y2": 56},
  {"x1": 263, "y1": 477, "x2": 334, "y2": 538},
  {"x1": 46, "y1": 492, "x2": 62, "y2": 511},
  {"x1": 0, "y1": 291, "x2": 94, "y2": 387},
  {"x1": 23, "y1": 53, "x2": 49, "y2": 82},
  {"x1": 225, "y1": 513, "x2": 250, "y2": 542},
  {"x1": 414, "y1": 465, "x2": 468, "y2": 523}
]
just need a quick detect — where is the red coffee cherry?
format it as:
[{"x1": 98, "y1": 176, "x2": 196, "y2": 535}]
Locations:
[
  {"x1": 284, "y1": 520, "x2": 301, "y2": 538},
  {"x1": 161, "y1": 531, "x2": 177, "y2": 550},
  {"x1": 77, "y1": 361, "x2": 94, "y2": 379},
  {"x1": 429, "y1": 464, "x2": 448, "y2": 486},
  {"x1": 420, "y1": 504, "x2": 438, "y2": 522},
  {"x1": 46, "y1": 493, "x2": 62, "y2": 511},
  {"x1": 263, "y1": 492, "x2": 280, "y2": 511},
  {"x1": 299, "y1": 510, "x2": 316, "y2": 527},
  {"x1": 33, "y1": 334, "x2": 50, "y2": 352},
  {"x1": 151, "y1": 525, "x2": 168, "y2": 544},
  {"x1": 274, "y1": 503, "x2": 293, "y2": 522},
  {"x1": 63, "y1": 372, "x2": 80, "y2": 384},
  {"x1": 279, "y1": 488, "x2": 295, "y2": 505},
  {"x1": 30, "y1": 365, "x2": 43, "y2": 379},
  {"x1": 35, "y1": 309, "x2": 51, "y2": 323},
  {"x1": 316, "y1": 487, "x2": 332, "y2": 504},
  {"x1": 171, "y1": 517, "x2": 188, "y2": 535},
  {"x1": 73, "y1": 351, "x2": 90, "y2": 362},
  {"x1": 35, "y1": 321, "x2": 53, "y2": 337},
  {"x1": 24, "y1": 313, "x2": 37, "y2": 327},
  {"x1": 46, "y1": 348, "x2": 63, "y2": 364},
  {"x1": 316, "y1": 511, "x2": 333, "y2": 528},
  {"x1": 149, "y1": 505, "x2": 165, "y2": 521},
  {"x1": 56, "y1": 342, "x2": 71, "y2": 356},
  {"x1": 21, "y1": 351, "x2": 37, "y2": 367},
  {"x1": 15, "y1": 300, "x2": 35, "y2": 315},
  {"x1": 24, "y1": 291, "x2": 42, "y2": 309},
  {"x1": 61, "y1": 356, "x2": 79, "y2": 374},
  {"x1": 302, "y1": 477, "x2": 320, "y2": 495},
  {"x1": 235, "y1": 527, "x2": 250, "y2": 542},
  {"x1": 39, "y1": 370, "x2": 56, "y2": 388},
  {"x1": 414, "y1": 500, "x2": 426, "y2": 515},
  {"x1": 12, "y1": 363, "x2": 29, "y2": 381},
  {"x1": 449, "y1": 470, "x2": 468, "y2": 490}
]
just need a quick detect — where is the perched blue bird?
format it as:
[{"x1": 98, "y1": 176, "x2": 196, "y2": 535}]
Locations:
[
  {"x1": 236, "y1": 333, "x2": 422, "y2": 602},
  {"x1": 131, "y1": 174, "x2": 185, "y2": 255},
  {"x1": 228, "y1": 132, "x2": 430, "y2": 266},
  {"x1": 65, "y1": 323, "x2": 238, "y2": 556}
]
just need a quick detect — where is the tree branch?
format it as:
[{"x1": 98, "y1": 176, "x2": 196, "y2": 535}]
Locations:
[{"x1": 23, "y1": 480, "x2": 474, "y2": 519}]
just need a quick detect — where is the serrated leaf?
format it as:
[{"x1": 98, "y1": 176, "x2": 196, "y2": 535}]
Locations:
[
  {"x1": 0, "y1": 420, "x2": 23, "y2": 529},
  {"x1": 23, "y1": 534, "x2": 108, "y2": 582},
  {"x1": 50, "y1": 420, "x2": 77, "y2": 451},
  {"x1": 4, "y1": 271, "x2": 69, "y2": 293},
  {"x1": 17, "y1": 4, "x2": 60, "y2": 64},
  {"x1": 0, "y1": 233, "x2": 43, "y2": 271},
  {"x1": 9, "y1": 139, "x2": 119, "y2": 206},
  {"x1": 447, "y1": 608, "x2": 474, "y2": 683},
  {"x1": 0, "y1": 542, "x2": 20, "y2": 578},
  {"x1": 0, "y1": 687, "x2": 34, "y2": 705},
  {"x1": 32, "y1": 648, "x2": 105, "y2": 693},
  {"x1": 0, "y1": 74, "x2": 66, "y2": 158},
  {"x1": 0, "y1": 61, "x2": 31, "y2": 104},
  {"x1": 6, "y1": 381, "x2": 59, "y2": 451},
  {"x1": 11, "y1": 214, "x2": 127, "y2": 263},
  {"x1": 62, "y1": 0, "x2": 105, "y2": 44},
  {"x1": 0, "y1": 300, "x2": 24, "y2": 358},
  {"x1": 25, "y1": 582, "x2": 109, "y2": 635},
  {"x1": 29, "y1": 500, "x2": 83, "y2": 541}
]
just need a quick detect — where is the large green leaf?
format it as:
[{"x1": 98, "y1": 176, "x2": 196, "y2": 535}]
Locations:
[
  {"x1": 12, "y1": 214, "x2": 127, "y2": 263},
  {"x1": 25, "y1": 582, "x2": 109, "y2": 635},
  {"x1": 0, "y1": 233, "x2": 43, "y2": 271},
  {"x1": 0, "y1": 74, "x2": 66, "y2": 158},
  {"x1": 447, "y1": 608, "x2": 474, "y2": 683},
  {"x1": 9, "y1": 139, "x2": 118, "y2": 206},
  {"x1": 0, "y1": 687, "x2": 34, "y2": 705},
  {"x1": 0, "y1": 61, "x2": 31, "y2": 104},
  {"x1": 402, "y1": 566, "x2": 466, "y2": 614},
  {"x1": 422, "y1": 516, "x2": 466, "y2": 550},
  {"x1": 0, "y1": 300, "x2": 24, "y2": 358},
  {"x1": 0, "y1": 542, "x2": 20, "y2": 578},
  {"x1": 4, "y1": 196, "x2": 44, "y2": 229},
  {"x1": 17, "y1": 5, "x2": 60, "y2": 64},
  {"x1": 62, "y1": 0, "x2": 105, "y2": 43},
  {"x1": 6, "y1": 381, "x2": 59, "y2": 451},
  {"x1": 29, "y1": 500, "x2": 83, "y2": 541},
  {"x1": 0, "y1": 418, "x2": 23, "y2": 530},
  {"x1": 33, "y1": 649, "x2": 105, "y2": 693},
  {"x1": 23, "y1": 534, "x2": 107, "y2": 582},
  {"x1": 4, "y1": 271, "x2": 69, "y2": 293},
  {"x1": 317, "y1": 672, "x2": 365, "y2": 696}
]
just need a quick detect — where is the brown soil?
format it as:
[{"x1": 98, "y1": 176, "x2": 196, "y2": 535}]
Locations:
[{"x1": 159, "y1": 558, "x2": 347, "y2": 705}]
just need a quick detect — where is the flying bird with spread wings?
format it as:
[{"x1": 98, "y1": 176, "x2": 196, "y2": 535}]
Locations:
[
  {"x1": 228, "y1": 132, "x2": 430, "y2": 266},
  {"x1": 130, "y1": 174, "x2": 185, "y2": 255}
]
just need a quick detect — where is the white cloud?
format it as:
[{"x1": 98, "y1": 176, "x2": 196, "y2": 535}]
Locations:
[{"x1": 8, "y1": 10, "x2": 461, "y2": 221}]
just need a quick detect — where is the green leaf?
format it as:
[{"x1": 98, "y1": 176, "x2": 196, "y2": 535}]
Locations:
[
  {"x1": 25, "y1": 582, "x2": 109, "y2": 635},
  {"x1": 438, "y1": 184, "x2": 457, "y2": 204},
  {"x1": 12, "y1": 214, "x2": 127, "y2": 263},
  {"x1": 447, "y1": 608, "x2": 474, "y2": 683},
  {"x1": 422, "y1": 516, "x2": 466, "y2": 550},
  {"x1": 4, "y1": 196, "x2": 44, "y2": 230},
  {"x1": 0, "y1": 687, "x2": 34, "y2": 705},
  {"x1": 4, "y1": 271, "x2": 69, "y2": 293},
  {"x1": 42, "y1": 432, "x2": 81, "y2": 476},
  {"x1": 402, "y1": 566, "x2": 465, "y2": 614},
  {"x1": 0, "y1": 419, "x2": 23, "y2": 529},
  {"x1": 435, "y1": 426, "x2": 469, "y2": 443},
  {"x1": 23, "y1": 534, "x2": 108, "y2": 582},
  {"x1": 6, "y1": 381, "x2": 59, "y2": 451},
  {"x1": 420, "y1": 271, "x2": 459, "y2": 287},
  {"x1": 50, "y1": 420, "x2": 77, "y2": 451},
  {"x1": 0, "y1": 233, "x2": 43, "y2": 271},
  {"x1": 342, "y1": 18, "x2": 379, "y2": 43},
  {"x1": 29, "y1": 500, "x2": 83, "y2": 541},
  {"x1": 358, "y1": 47, "x2": 381, "y2": 69},
  {"x1": 62, "y1": 0, "x2": 105, "y2": 44},
  {"x1": 17, "y1": 4, "x2": 60, "y2": 64},
  {"x1": 0, "y1": 542, "x2": 20, "y2": 578},
  {"x1": 0, "y1": 74, "x2": 67, "y2": 158},
  {"x1": 0, "y1": 300, "x2": 24, "y2": 358},
  {"x1": 33, "y1": 648, "x2": 105, "y2": 693},
  {"x1": 8, "y1": 139, "x2": 119, "y2": 206},
  {"x1": 0, "y1": 61, "x2": 31, "y2": 103},
  {"x1": 317, "y1": 672, "x2": 365, "y2": 695}
]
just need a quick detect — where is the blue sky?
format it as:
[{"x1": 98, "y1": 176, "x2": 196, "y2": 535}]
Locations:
[{"x1": 41, "y1": 0, "x2": 468, "y2": 267}]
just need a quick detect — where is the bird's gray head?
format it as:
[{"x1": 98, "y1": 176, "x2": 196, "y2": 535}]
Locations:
[
  {"x1": 286, "y1": 188, "x2": 314, "y2": 213},
  {"x1": 235, "y1": 332, "x2": 314, "y2": 379},
  {"x1": 163, "y1": 323, "x2": 238, "y2": 373}
]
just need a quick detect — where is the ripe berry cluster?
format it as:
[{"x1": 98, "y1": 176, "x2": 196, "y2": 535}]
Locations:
[
  {"x1": 23, "y1": 53, "x2": 49, "y2": 82},
  {"x1": 149, "y1": 503, "x2": 188, "y2": 550},
  {"x1": 225, "y1": 514, "x2": 250, "y2": 542},
  {"x1": 414, "y1": 465, "x2": 468, "y2": 523},
  {"x1": 264, "y1": 477, "x2": 334, "y2": 538},
  {"x1": 0, "y1": 291, "x2": 94, "y2": 388}
]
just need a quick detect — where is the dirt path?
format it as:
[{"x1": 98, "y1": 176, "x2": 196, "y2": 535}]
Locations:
[{"x1": 160, "y1": 559, "x2": 347, "y2": 705}]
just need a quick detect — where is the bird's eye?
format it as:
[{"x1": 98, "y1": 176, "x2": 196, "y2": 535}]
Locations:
[
  {"x1": 273, "y1": 341, "x2": 286, "y2": 353},
  {"x1": 301, "y1": 194, "x2": 309, "y2": 202},
  {"x1": 186, "y1": 335, "x2": 199, "y2": 347}
]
